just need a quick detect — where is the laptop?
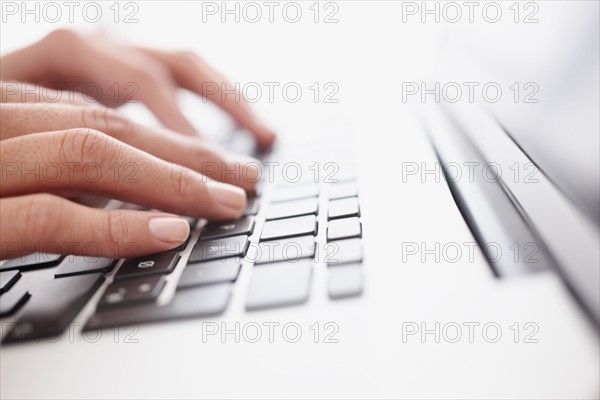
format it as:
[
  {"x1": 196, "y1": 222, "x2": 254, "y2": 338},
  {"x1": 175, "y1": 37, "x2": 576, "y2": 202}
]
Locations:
[{"x1": 1, "y1": 1, "x2": 598, "y2": 398}]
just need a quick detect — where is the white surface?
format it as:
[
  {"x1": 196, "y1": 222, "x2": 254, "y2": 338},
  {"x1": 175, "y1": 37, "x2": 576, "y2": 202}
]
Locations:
[{"x1": 1, "y1": 1, "x2": 598, "y2": 399}]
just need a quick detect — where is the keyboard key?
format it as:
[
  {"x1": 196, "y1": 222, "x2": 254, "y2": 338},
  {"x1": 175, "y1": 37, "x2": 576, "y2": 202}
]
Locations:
[
  {"x1": 326, "y1": 239, "x2": 363, "y2": 266},
  {"x1": 3, "y1": 273, "x2": 104, "y2": 343},
  {"x1": 189, "y1": 235, "x2": 250, "y2": 263},
  {"x1": 98, "y1": 275, "x2": 166, "y2": 309},
  {"x1": 328, "y1": 197, "x2": 360, "y2": 220},
  {"x1": 201, "y1": 217, "x2": 255, "y2": 240},
  {"x1": 274, "y1": 175, "x2": 317, "y2": 187},
  {"x1": 266, "y1": 197, "x2": 319, "y2": 221},
  {"x1": 243, "y1": 197, "x2": 260, "y2": 216},
  {"x1": 55, "y1": 256, "x2": 114, "y2": 278},
  {"x1": 261, "y1": 215, "x2": 317, "y2": 241},
  {"x1": 327, "y1": 217, "x2": 362, "y2": 241},
  {"x1": 271, "y1": 184, "x2": 319, "y2": 203},
  {"x1": 328, "y1": 264, "x2": 363, "y2": 299},
  {"x1": 254, "y1": 236, "x2": 316, "y2": 265},
  {"x1": 85, "y1": 283, "x2": 232, "y2": 330},
  {"x1": 178, "y1": 258, "x2": 241, "y2": 288},
  {"x1": 0, "y1": 253, "x2": 62, "y2": 272},
  {"x1": 115, "y1": 251, "x2": 180, "y2": 281},
  {"x1": 0, "y1": 288, "x2": 30, "y2": 317},
  {"x1": 328, "y1": 181, "x2": 358, "y2": 200},
  {"x1": 0, "y1": 270, "x2": 21, "y2": 293},
  {"x1": 246, "y1": 259, "x2": 313, "y2": 310}
]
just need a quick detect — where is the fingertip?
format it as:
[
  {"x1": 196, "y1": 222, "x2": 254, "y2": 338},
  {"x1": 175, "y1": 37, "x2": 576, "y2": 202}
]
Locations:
[
  {"x1": 148, "y1": 217, "x2": 190, "y2": 246},
  {"x1": 247, "y1": 121, "x2": 277, "y2": 149},
  {"x1": 206, "y1": 180, "x2": 247, "y2": 218},
  {"x1": 256, "y1": 127, "x2": 277, "y2": 149}
]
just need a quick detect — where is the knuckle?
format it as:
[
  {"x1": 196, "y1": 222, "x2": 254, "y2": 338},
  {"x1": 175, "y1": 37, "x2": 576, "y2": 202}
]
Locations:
[
  {"x1": 58, "y1": 128, "x2": 114, "y2": 168},
  {"x1": 104, "y1": 211, "x2": 130, "y2": 245},
  {"x1": 81, "y1": 107, "x2": 134, "y2": 139},
  {"x1": 170, "y1": 164, "x2": 194, "y2": 199},
  {"x1": 14, "y1": 194, "x2": 63, "y2": 241}
]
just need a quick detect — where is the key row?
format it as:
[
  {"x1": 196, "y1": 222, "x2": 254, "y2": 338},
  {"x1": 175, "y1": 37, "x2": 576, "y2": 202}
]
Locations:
[{"x1": 272, "y1": 181, "x2": 358, "y2": 202}]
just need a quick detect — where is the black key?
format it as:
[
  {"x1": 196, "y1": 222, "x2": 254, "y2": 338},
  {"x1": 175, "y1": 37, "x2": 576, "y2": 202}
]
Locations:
[
  {"x1": 328, "y1": 181, "x2": 358, "y2": 200},
  {"x1": 328, "y1": 197, "x2": 360, "y2": 220},
  {"x1": 271, "y1": 184, "x2": 319, "y2": 203},
  {"x1": 85, "y1": 283, "x2": 232, "y2": 330},
  {"x1": 253, "y1": 236, "x2": 315, "y2": 265},
  {"x1": 327, "y1": 217, "x2": 362, "y2": 241},
  {"x1": 261, "y1": 215, "x2": 317, "y2": 241},
  {"x1": 55, "y1": 256, "x2": 114, "y2": 278},
  {"x1": 201, "y1": 217, "x2": 255, "y2": 240},
  {"x1": 243, "y1": 197, "x2": 260, "y2": 216},
  {"x1": 328, "y1": 264, "x2": 363, "y2": 299},
  {"x1": 246, "y1": 259, "x2": 313, "y2": 310},
  {"x1": 189, "y1": 235, "x2": 250, "y2": 263},
  {"x1": 0, "y1": 289, "x2": 30, "y2": 317},
  {"x1": 98, "y1": 275, "x2": 165, "y2": 309},
  {"x1": 3, "y1": 274, "x2": 104, "y2": 343},
  {"x1": 326, "y1": 239, "x2": 363, "y2": 266},
  {"x1": 0, "y1": 270, "x2": 21, "y2": 293},
  {"x1": 115, "y1": 251, "x2": 180, "y2": 281},
  {"x1": 0, "y1": 253, "x2": 62, "y2": 272},
  {"x1": 266, "y1": 197, "x2": 319, "y2": 221},
  {"x1": 178, "y1": 258, "x2": 241, "y2": 288}
]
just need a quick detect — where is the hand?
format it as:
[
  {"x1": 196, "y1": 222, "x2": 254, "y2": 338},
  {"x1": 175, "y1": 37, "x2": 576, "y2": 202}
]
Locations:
[
  {"x1": 0, "y1": 30, "x2": 275, "y2": 260},
  {"x1": 0, "y1": 29, "x2": 276, "y2": 148}
]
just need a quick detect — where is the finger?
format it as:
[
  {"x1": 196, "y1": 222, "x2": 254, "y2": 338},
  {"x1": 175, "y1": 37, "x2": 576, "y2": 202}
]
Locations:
[
  {"x1": 32, "y1": 29, "x2": 198, "y2": 136},
  {"x1": 0, "y1": 194, "x2": 190, "y2": 259},
  {"x1": 0, "y1": 103, "x2": 261, "y2": 192},
  {"x1": 1, "y1": 81, "x2": 91, "y2": 106},
  {"x1": 132, "y1": 62, "x2": 199, "y2": 136},
  {"x1": 140, "y1": 49, "x2": 277, "y2": 149},
  {"x1": 0, "y1": 129, "x2": 246, "y2": 219}
]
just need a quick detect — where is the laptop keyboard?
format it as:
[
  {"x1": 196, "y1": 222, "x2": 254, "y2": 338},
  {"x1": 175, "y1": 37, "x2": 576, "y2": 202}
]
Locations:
[{"x1": 0, "y1": 132, "x2": 364, "y2": 343}]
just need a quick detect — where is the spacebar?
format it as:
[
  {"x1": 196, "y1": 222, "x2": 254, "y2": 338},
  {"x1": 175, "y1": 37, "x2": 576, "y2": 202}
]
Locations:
[
  {"x1": 3, "y1": 274, "x2": 104, "y2": 343},
  {"x1": 84, "y1": 284, "x2": 232, "y2": 330}
]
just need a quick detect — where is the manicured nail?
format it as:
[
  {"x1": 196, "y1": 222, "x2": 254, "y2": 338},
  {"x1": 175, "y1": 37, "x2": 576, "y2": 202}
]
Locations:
[
  {"x1": 149, "y1": 217, "x2": 190, "y2": 244},
  {"x1": 206, "y1": 180, "x2": 246, "y2": 212}
]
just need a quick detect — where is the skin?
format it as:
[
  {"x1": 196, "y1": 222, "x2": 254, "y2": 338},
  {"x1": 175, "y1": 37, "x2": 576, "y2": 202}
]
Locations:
[{"x1": 0, "y1": 29, "x2": 277, "y2": 260}]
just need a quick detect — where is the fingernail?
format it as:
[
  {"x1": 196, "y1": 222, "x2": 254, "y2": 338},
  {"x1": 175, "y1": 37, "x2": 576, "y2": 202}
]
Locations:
[
  {"x1": 149, "y1": 217, "x2": 190, "y2": 244},
  {"x1": 206, "y1": 180, "x2": 246, "y2": 212}
]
